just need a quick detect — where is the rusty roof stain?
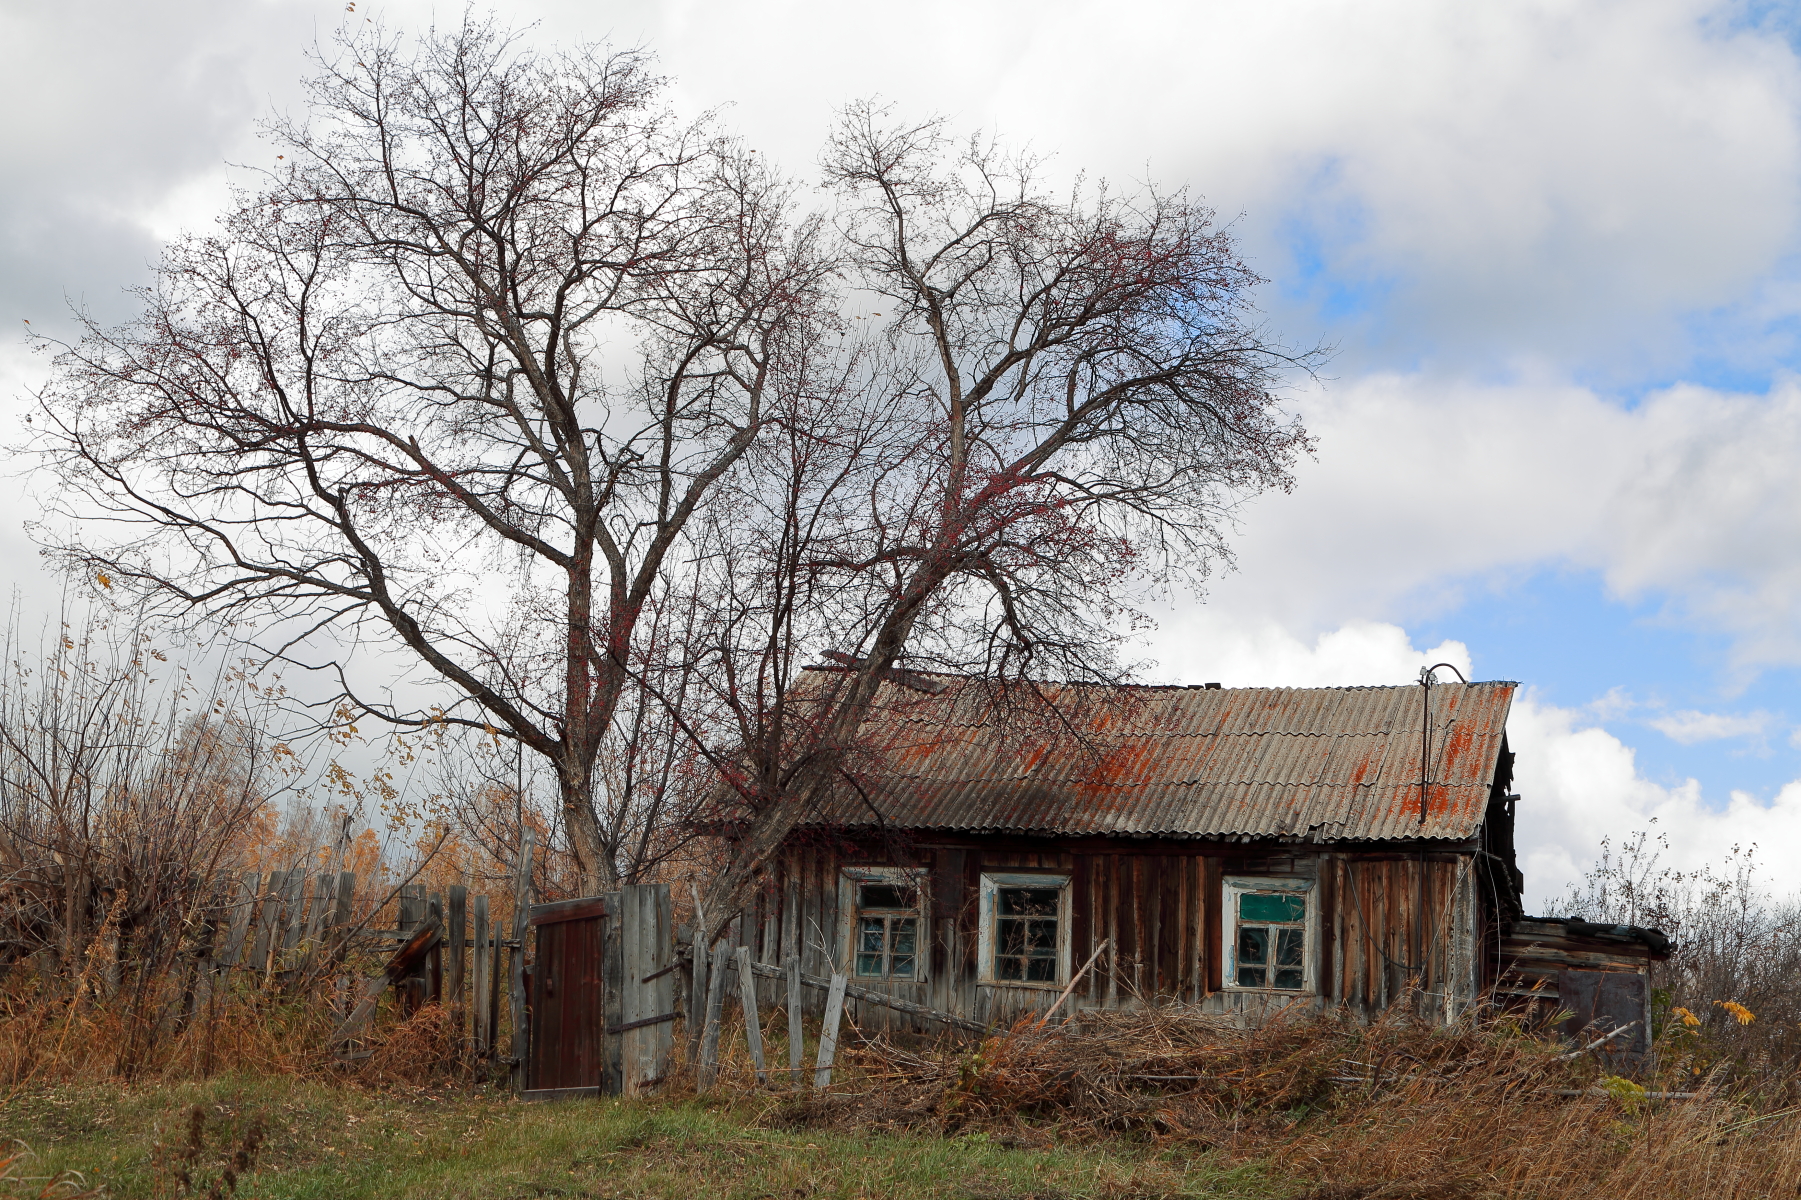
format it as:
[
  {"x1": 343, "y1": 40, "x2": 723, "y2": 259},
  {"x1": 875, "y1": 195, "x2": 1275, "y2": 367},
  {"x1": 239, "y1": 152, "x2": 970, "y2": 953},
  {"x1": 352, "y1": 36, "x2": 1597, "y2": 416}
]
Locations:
[{"x1": 806, "y1": 672, "x2": 1516, "y2": 843}]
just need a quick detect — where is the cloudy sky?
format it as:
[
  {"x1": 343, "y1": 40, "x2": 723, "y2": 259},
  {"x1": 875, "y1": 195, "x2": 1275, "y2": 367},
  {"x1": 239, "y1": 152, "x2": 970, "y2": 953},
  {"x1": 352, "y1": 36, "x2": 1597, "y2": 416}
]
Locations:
[{"x1": 5, "y1": 0, "x2": 1801, "y2": 907}]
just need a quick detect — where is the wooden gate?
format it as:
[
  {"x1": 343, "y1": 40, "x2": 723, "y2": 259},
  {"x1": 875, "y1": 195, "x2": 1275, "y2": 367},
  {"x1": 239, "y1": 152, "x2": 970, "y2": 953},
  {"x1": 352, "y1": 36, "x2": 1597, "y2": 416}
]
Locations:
[{"x1": 525, "y1": 883, "x2": 674, "y2": 1099}]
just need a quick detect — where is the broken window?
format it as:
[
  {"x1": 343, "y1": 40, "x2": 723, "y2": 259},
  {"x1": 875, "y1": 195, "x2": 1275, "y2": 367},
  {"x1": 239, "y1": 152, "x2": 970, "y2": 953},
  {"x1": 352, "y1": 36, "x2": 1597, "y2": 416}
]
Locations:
[
  {"x1": 1224, "y1": 878, "x2": 1315, "y2": 992},
  {"x1": 978, "y1": 872, "x2": 1070, "y2": 986}
]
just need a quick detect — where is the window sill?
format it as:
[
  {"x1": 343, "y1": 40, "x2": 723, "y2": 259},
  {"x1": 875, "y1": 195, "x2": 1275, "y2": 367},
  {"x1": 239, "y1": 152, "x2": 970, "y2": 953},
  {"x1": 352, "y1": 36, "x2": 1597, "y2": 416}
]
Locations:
[
  {"x1": 1221, "y1": 986, "x2": 1317, "y2": 997},
  {"x1": 978, "y1": 978, "x2": 1066, "y2": 991}
]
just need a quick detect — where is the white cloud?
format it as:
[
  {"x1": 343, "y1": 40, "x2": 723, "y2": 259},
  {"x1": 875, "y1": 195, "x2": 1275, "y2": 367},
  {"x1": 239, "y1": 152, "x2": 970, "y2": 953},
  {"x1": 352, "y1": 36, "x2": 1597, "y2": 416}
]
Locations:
[
  {"x1": 1138, "y1": 613, "x2": 1801, "y2": 909},
  {"x1": 576, "y1": 0, "x2": 1801, "y2": 371},
  {"x1": 1646, "y1": 709, "x2": 1773, "y2": 744},
  {"x1": 1192, "y1": 372, "x2": 1801, "y2": 678},
  {"x1": 1509, "y1": 692, "x2": 1801, "y2": 909},
  {"x1": 1145, "y1": 612, "x2": 1470, "y2": 689}
]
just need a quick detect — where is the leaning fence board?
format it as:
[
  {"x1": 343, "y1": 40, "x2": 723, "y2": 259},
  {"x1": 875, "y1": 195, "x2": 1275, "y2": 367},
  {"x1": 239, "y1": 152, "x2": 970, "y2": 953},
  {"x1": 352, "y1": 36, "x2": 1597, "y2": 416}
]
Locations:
[
  {"x1": 697, "y1": 940, "x2": 731, "y2": 1091},
  {"x1": 471, "y1": 894, "x2": 491, "y2": 1054},
  {"x1": 735, "y1": 946, "x2": 767, "y2": 1085},
  {"x1": 814, "y1": 972, "x2": 848, "y2": 1088},
  {"x1": 745, "y1": 960, "x2": 989, "y2": 1034},
  {"x1": 329, "y1": 918, "x2": 444, "y2": 1047}
]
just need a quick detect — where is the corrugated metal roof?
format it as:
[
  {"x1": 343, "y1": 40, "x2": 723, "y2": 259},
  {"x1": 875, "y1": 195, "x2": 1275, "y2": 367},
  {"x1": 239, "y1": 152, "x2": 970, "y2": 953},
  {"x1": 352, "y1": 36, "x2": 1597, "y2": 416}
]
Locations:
[{"x1": 807, "y1": 673, "x2": 1516, "y2": 843}]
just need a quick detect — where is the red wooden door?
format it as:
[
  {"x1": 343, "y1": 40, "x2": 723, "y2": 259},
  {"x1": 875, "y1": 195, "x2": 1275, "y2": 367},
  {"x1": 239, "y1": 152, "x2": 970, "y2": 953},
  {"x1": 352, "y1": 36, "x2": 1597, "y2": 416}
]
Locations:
[{"x1": 526, "y1": 897, "x2": 609, "y2": 1098}]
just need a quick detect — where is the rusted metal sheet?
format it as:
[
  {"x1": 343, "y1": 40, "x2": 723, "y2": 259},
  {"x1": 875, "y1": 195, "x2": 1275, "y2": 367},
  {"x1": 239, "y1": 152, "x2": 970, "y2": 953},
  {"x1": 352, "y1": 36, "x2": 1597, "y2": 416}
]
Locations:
[{"x1": 805, "y1": 675, "x2": 1516, "y2": 843}]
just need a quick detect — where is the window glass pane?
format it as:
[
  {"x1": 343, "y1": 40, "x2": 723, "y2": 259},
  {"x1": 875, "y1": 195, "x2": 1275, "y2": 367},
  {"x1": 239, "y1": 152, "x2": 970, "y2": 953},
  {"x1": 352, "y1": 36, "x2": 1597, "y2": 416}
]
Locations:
[
  {"x1": 1237, "y1": 964, "x2": 1266, "y2": 988},
  {"x1": 992, "y1": 883, "x2": 1061, "y2": 984},
  {"x1": 892, "y1": 919, "x2": 916, "y2": 955},
  {"x1": 1276, "y1": 928, "x2": 1305, "y2": 968},
  {"x1": 1237, "y1": 926, "x2": 1269, "y2": 966},
  {"x1": 858, "y1": 918, "x2": 886, "y2": 955},
  {"x1": 998, "y1": 887, "x2": 1061, "y2": 916},
  {"x1": 859, "y1": 883, "x2": 913, "y2": 910},
  {"x1": 1239, "y1": 892, "x2": 1306, "y2": 923},
  {"x1": 1273, "y1": 968, "x2": 1305, "y2": 990},
  {"x1": 890, "y1": 954, "x2": 915, "y2": 979},
  {"x1": 856, "y1": 953, "x2": 884, "y2": 976}
]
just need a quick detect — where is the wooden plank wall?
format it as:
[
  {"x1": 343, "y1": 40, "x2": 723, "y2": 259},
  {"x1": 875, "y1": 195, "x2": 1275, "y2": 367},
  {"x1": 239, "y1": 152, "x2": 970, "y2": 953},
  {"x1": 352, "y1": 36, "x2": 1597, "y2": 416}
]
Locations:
[{"x1": 750, "y1": 842, "x2": 1481, "y2": 1028}]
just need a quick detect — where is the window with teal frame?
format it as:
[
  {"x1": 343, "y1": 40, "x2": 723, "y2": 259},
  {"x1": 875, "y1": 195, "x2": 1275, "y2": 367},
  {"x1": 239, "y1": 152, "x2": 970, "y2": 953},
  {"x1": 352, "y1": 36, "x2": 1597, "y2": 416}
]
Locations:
[{"x1": 1223, "y1": 878, "x2": 1315, "y2": 992}]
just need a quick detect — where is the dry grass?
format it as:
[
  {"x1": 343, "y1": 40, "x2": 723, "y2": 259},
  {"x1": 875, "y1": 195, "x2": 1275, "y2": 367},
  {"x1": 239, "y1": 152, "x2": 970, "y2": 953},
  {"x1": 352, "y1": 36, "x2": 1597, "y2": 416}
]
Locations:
[{"x1": 760, "y1": 1005, "x2": 1801, "y2": 1199}]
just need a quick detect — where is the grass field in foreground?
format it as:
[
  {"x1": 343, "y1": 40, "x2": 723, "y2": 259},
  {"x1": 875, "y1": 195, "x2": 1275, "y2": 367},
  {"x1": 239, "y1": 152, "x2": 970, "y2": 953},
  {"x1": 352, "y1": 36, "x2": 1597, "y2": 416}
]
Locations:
[{"x1": 1, "y1": 1076, "x2": 1280, "y2": 1200}]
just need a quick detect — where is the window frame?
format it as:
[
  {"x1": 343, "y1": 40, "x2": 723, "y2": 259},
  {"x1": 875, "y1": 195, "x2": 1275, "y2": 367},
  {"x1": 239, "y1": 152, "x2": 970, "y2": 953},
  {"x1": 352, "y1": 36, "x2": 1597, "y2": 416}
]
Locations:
[
  {"x1": 977, "y1": 871, "x2": 1073, "y2": 989},
  {"x1": 838, "y1": 866, "x2": 930, "y2": 983},
  {"x1": 1221, "y1": 876, "x2": 1320, "y2": 995}
]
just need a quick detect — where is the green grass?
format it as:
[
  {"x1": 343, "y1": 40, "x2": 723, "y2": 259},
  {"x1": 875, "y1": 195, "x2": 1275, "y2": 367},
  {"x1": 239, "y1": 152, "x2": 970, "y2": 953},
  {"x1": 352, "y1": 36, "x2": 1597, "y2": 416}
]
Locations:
[{"x1": 1, "y1": 1076, "x2": 1281, "y2": 1199}]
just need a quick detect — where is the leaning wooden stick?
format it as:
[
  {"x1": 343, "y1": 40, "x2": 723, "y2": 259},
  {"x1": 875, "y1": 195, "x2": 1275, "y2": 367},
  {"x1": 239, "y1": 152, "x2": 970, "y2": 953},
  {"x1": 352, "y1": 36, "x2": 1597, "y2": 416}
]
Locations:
[{"x1": 1038, "y1": 938, "x2": 1111, "y2": 1029}]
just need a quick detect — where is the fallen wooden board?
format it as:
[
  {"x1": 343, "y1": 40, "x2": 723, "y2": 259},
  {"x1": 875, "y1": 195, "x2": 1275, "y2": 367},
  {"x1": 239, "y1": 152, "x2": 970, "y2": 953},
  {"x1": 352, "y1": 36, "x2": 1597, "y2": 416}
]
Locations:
[
  {"x1": 329, "y1": 918, "x2": 444, "y2": 1047},
  {"x1": 744, "y1": 960, "x2": 989, "y2": 1035}
]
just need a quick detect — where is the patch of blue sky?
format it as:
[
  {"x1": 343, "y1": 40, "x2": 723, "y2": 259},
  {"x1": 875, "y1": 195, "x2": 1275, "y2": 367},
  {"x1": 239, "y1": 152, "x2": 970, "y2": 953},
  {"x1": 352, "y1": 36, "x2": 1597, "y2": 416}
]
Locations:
[
  {"x1": 1407, "y1": 566, "x2": 1801, "y2": 805},
  {"x1": 1705, "y1": 0, "x2": 1801, "y2": 49}
]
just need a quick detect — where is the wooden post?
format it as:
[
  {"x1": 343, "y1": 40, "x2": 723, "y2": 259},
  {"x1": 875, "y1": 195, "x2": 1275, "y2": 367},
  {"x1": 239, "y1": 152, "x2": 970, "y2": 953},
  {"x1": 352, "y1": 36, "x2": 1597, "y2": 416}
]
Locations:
[
  {"x1": 221, "y1": 872, "x2": 259, "y2": 970},
  {"x1": 447, "y1": 884, "x2": 468, "y2": 1039},
  {"x1": 510, "y1": 829, "x2": 534, "y2": 1091},
  {"x1": 814, "y1": 972, "x2": 848, "y2": 1089},
  {"x1": 249, "y1": 870, "x2": 285, "y2": 976},
  {"x1": 697, "y1": 940, "x2": 730, "y2": 1091},
  {"x1": 471, "y1": 894, "x2": 491, "y2": 1055},
  {"x1": 735, "y1": 945, "x2": 767, "y2": 1085},
  {"x1": 786, "y1": 953, "x2": 803, "y2": 1081}
]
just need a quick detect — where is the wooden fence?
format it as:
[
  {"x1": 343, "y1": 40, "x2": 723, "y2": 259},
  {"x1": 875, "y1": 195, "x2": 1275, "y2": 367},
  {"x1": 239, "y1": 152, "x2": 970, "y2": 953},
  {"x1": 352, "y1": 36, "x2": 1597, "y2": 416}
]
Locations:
[{"x1": 188, "y1": 831, "x2": 539, "y2": 1080}]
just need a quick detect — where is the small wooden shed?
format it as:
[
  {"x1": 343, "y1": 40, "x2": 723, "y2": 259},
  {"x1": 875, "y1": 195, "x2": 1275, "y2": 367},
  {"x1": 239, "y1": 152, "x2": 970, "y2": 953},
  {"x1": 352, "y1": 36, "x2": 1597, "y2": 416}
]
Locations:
[{"x1": 721, "y1": 670, "x2": 1665, "y2": 1031}]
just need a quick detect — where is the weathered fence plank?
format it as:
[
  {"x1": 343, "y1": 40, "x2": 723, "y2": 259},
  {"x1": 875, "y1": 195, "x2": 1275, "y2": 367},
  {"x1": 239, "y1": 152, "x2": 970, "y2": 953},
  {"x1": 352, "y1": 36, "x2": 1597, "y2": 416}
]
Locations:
[
  {"x1": 814, "y1": 972, "x2": 848, "y2": 1088},
  {"x1": 447, "y1": 884, "x2": 467, "y2": 1036},
  {"x1": 620, "y1": 883, "x2": 674, "y2": 1094},
  {"x1": 735, "y1": 946, "x2": 767, "y2": 1085},
  {"x1": 697, "y1": 940, "x2": 731, "y2": 1091},
  {"x1": 785, "y1": 953, "x2": 803, "y2": 1079},
  {"x1": 222, "y1": 872, "x2": 259, "y2": 968},
  {"x1": 250, "y1": 870, "x2": 285, "y2": 974},
  {"x1": 278, "y1": 869, "x2": 307, "y2": 963},
  {"x1": 471, "y1": 894, "x2": 491, "y2": 1055}
]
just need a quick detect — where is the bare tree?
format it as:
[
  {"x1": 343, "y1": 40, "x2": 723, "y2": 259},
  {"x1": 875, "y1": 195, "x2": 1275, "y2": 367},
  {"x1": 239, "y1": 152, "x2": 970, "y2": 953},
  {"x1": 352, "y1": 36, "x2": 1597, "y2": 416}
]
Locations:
[
  {"x1": 692, "y1": 107, "x2": 1319, "y2": 937},
  {"x1": 30, "y1": 19, "x2": 830, "y2": 892}
]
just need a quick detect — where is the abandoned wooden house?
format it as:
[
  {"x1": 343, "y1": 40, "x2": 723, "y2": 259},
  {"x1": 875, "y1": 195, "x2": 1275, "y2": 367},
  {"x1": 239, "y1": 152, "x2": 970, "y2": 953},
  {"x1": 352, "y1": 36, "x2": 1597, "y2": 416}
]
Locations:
[{"x1": 720, "y1": 669, "x2": 1669, "y2": 1031}]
